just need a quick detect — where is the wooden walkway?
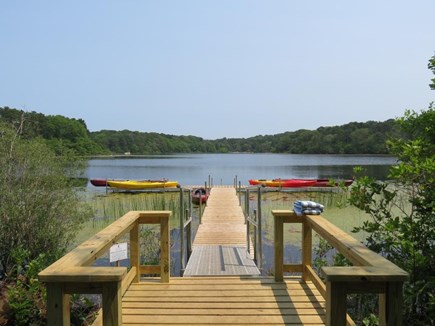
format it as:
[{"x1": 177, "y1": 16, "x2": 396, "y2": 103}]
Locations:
[
  {"x1": 122, "y1": 277, "x2": 326, "y2": 325},
  {"x1": 184, "y1": 187, "x2": 261, "y2": 276},
  {"x1": 40, "y1": 189, "x2": 409, "y2": 326},
  {"x1": 117, "y1": 189, "x2": 326, "y2": 325}
]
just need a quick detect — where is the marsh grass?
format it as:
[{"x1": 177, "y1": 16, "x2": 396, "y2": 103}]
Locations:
[
  {"x1": 75, "y1": 191, "x2": 186, "y2": 247},
  {"x1": 73, "y1": 190, "x2": 198, "y2": 276}
]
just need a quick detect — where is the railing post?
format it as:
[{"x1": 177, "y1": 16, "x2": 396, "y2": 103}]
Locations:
[
  {"x1": 46, "y1": 283, "x2": 70, "y2": 326},
  {"x1": 253, "y1": 209, "x2": 258, "y2": 264},
  {"x1": 246, "y1": 214, "x2": 251, "y2": 256},
  {"x1": 257, "y1": 187, "x2": 262, "y2": 271},
  {"x1": 160, "y1": 212, "x2": 170, "y2": 283},
  {"x1": 187, "y1": 190, "x2": 192, "y2": 260},
  {"x1": 379, "y1": 281, "x2": 404, "y2": 326},
  {"x1": 102, "y1": 281, "x2": 122, "y2": 326},
  {"x1": 186, "y1": 208, "x2": 192, "y2": 261},
  {"x1": 325, "y1": 281, "x2": 347, "y2": 326},
  {"x1": 130, "y1": 221, "x2": 140, "y2": 283},
  {"x1": 245, "y1": 188, "x2": 250, "y2": 223},
  {"x1": 179, "y1": 187, "x2": 185, "y2": 273},
  {"x1": 274, "y1": 213, "x2": 284, "y2": 282},
  {"x1": 238, "y1": 181, "x2": 242, "y2": 204},
  {"x1": 302, "y1": 218, "x2": 312, "y2": 281}
]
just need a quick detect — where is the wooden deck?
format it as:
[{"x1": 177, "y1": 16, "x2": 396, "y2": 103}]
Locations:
[
  {"x1": 184, "y1": 187, "x2": 261, "y2": 276},
  {"x1": 122, "y1": 277, "x2": 326, "y2": 325},
  {"x1": 39, "y1": 191, "x2": 408, "y2": 326}
]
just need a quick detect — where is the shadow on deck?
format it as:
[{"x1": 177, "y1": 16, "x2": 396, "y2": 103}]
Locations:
[{"x1": 122, "y1": 276, "x2": 325, "y2": 325}]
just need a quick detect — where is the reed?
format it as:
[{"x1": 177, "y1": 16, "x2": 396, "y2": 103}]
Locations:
[{"x1": 75, "y1": 191, "x2": 186, "y2": 246}]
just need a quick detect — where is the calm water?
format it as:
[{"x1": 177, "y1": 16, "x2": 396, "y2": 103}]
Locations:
[{"x1": 85, "y1": 153, "x2": 396, "y2": 186}]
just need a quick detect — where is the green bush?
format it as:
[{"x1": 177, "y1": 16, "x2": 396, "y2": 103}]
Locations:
[
  {"x1": 7, "y1": 248, "x2": 48, "y2": 326},
  {"x1": 349, "y1": 107, "x2": 435, "y2": 324},
  {"x1": 0, "y1": 121, "x2": 93, "y2": 324},
  {"x1": 0, "y1": 122, "x2": 92, "y2": 275}
]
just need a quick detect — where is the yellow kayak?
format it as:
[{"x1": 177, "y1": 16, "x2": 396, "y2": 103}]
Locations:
[{"x1": 107, "y1": 180, "x2": 180, "y2": 190}]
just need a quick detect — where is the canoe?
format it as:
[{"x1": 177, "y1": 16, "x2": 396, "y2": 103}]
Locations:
[
  {"x1": 248, "y1": 179, "x2": 317, "y2": 187},
  {"x1": 248, "y1": 178, "x2": 353, "y2": 188},
  {"x1": 192, "y1": 187, "x2": 209, "y2": 204},
  {"x1": 107, "y1": 180, "x2": 180, "y2": 190},
  {"x1": 90, "y1": 178, "x2": 108, "y2": 187}
]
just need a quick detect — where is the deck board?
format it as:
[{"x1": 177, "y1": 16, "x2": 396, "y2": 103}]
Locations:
[
  {"x1": 184, "y1": 187, "x2": 260, "y2": 276},
  {"x1": 122, "y1": 277, "x2": 326, "y2": 325}
]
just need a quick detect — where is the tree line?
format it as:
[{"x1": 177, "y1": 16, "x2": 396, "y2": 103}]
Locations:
[{"x1": 0, "y1": 106, "x2": 400, "y2": 156}]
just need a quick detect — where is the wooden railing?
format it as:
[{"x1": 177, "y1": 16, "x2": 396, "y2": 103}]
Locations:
[
  {"x1": 244, "y1": 186, "x2": 263, "y2": 270},
  {"x1": 38, "y1": 210, "x2": 171, "y2": 326},
  {"x1": 272, "y1": 210, "x2": 409, "y2": 326}
]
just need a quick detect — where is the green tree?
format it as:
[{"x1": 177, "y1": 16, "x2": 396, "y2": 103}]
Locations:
[
  {"x1": 0, "y1": 121, "x2": 93, "y2": 324},
  {"x1": 429, "y1": 54, "x2": 435, "y2": 90},
  {"x1": 0, "y1": 122, "x2": 92, "y2": 274},
  {"x1": 348, "y1": 107, "x2": 435, "y2": 325}
]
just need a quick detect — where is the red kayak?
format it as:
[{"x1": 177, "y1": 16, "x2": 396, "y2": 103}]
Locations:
[
  {"x1": 192, "y1": 187, "x2": 209, "y2": 204},
  {"x1": 248, "y1": 178, "x2": 353, "y2": 188},
  {"x1": 248, "y1": 179, "x2": 317, "y2": 187},
  {"x1": 90, "y1": 178, "x2": 108, "y2": 187}
]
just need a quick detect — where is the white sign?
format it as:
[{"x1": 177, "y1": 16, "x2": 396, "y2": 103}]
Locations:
[{"x1": 110, "y1": 242, "x2": 128, "y2": 263}]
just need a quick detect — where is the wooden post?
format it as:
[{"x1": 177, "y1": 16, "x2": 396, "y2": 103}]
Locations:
[
  {"x1": 326, "y1": 281, "x2": 347, "y2": 326},
  {"x1": 160, "y1": 213, "x2": 170, "y2": 283},
  {"x1": 257, "y1": 187, "x2": 263, "y2": 270},
  {"x1": 274, "y1": 214, "x2": 284, "y2": 282},
  {"x1": 102, "y1": 281, "x2": 122, "y2": 326},
  {"x1": 238, "y1": 180, "x2": 242, "y2": 204},
  {"x1": 246, "y1": 215, "x2": 251, "y2": 256},
  {"x1": 302, "y1": 219, "x2": 312, "y2": 281},
  {"x1": 179, "y1": 188, "x2": 185, "y2": 272},
  {"x1": 245, "y1": 188, "x2": 249, "y2": 223},
  {"x1": 187, "y1": 190, "x2": 192, "y2": 261},
  {"x1": 379, "y1": 282, "x2": 404, "y2": 326},
  {"x1": 186, "y1": 208, "x2": 192, "y2": 260},
  {"x1": 130, "y1": 222, "x2": 140, "y2": 283},
  {"x1": 199, "y1": 184, "x2": 204, "y2": 223},
  {"x1": 46, "y1": 283, "x2": 70, "y2": 326},
  {"x1": 253, "y1": 209, "x2": 258, "y2": 264}
]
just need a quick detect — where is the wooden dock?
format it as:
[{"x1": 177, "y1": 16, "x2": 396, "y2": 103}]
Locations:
[
  {"x1": 39, "y1": 192, "x2": 409, "y2": 326},
  {"x1": 122, "y1": 276, "x2": 326, "y2": 325},
  {"x1": 183, "y1": 187, "x2": 260, "y2": 276}
]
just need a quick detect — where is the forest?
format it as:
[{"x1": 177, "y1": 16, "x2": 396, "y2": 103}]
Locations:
[{"x1": 0, "y1": 106, "x2": 400, "y2": 156}]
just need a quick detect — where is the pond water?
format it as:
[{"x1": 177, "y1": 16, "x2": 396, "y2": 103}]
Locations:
[
  {"x1": 85, "y1": 153, "x2": 396, "y2": 187},
  {"x1": 82, "y1": 154, "x2": 396, "y2": 276}
]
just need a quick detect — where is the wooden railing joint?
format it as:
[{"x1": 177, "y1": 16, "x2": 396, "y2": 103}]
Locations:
[
  {"x1": 272, "y1": 209, "x2": 409, "y2": 326},
  {"x1": 39, "y1": 210, "x2": 172, "y2": 326}
]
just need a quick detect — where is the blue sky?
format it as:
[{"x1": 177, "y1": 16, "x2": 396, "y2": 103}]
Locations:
[{"x1": 1, "y1": 1, "x2": 434, "y2": 139}]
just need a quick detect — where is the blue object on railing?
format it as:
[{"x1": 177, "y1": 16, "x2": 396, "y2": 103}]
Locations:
[{"x1": 293, "y1": 200, "x2": 324, "y2": 216}]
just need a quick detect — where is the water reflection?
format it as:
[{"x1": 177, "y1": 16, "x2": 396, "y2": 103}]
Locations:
[{"x1": 86, "y1": 153, "x2": 396, "y2": 186}]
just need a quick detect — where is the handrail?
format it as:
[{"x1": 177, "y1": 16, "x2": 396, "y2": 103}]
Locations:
[
  {"x1": 272, "y1": 210, "x2": 409, "y2": 326},
  {"x1": 244, "y1": 187, "x2": 263, "y2": 270},
  {"x1": 179, "y1": 188, "x2": 193, "y2": 274},
  {"x1": 39, "y1": 210, "x2": 171, "y2": 326}
]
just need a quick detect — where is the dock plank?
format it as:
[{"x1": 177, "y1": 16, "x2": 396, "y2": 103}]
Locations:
[
  {"x1": 121, "y1": 277, "x2": 326, "y2": 325},
  {"x1": 184, "y1": 187, "x2": 260, "y2": 276}
]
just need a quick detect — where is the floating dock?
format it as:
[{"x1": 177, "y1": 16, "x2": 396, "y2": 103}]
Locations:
[{"x1": 184, "y1": 187, "x2": 260, "y2": 276}]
